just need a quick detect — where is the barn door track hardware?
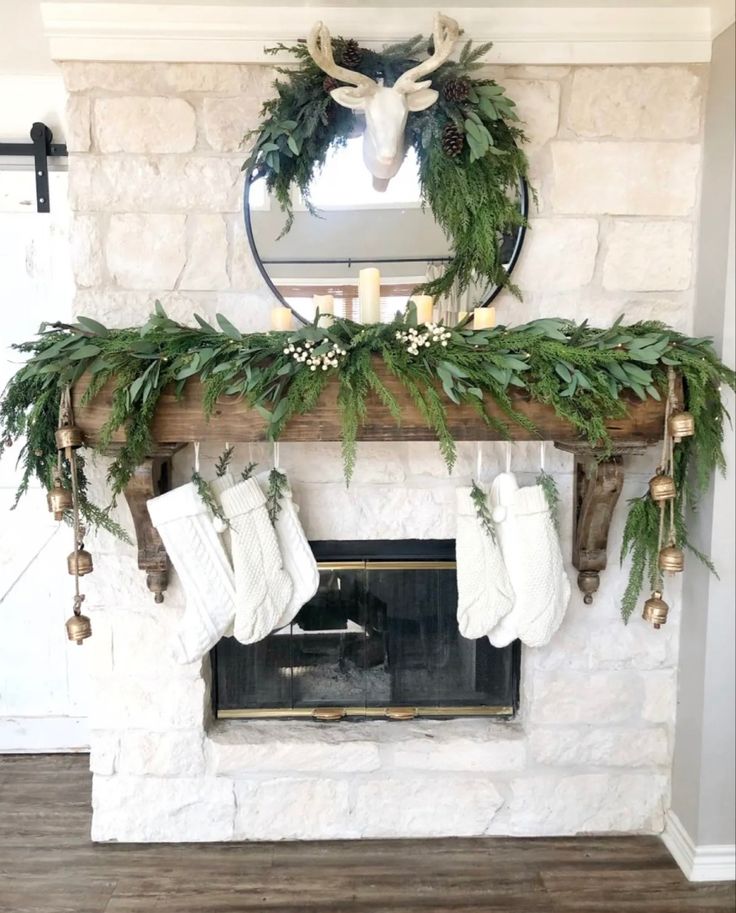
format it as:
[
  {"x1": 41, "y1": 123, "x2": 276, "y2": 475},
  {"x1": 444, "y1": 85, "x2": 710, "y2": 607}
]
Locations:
[{"x1": 0, "y1": 122, "x2": 68, "y2": 213}]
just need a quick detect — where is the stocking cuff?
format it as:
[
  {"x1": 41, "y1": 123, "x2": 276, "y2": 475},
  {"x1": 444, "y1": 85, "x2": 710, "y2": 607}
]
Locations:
[
  {"x1": 148, "y1": 482, "x2": 209, "y2": 527},
  {"x1": 513, "y1": 484, "x2": 548, "y2": 516},
  {"x1": 209, "y1": 472, "x2": 235, "y2": 504},
  {"x1": 221, "y1": 478, "x2": 267, "y2": 517}
]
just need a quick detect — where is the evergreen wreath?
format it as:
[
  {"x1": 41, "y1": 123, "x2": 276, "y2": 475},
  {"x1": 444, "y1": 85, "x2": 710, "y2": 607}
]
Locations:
[
  {"x1": 1, "y1": 305, "x2": 734, "y2": 621},
  {"x1": 243, "y1": 33, "x2": 530, "y2": 299}
]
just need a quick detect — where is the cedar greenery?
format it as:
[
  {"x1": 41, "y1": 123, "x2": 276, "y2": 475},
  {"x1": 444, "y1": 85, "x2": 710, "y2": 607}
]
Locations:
[
  {"x1": 470, "y1": 480, "x2": 496, "y2": 540},
  {"x1": 537, "y1": 469, "x2": 560, "y2": 531},
  {"x1": 243, "y1": 34, "x2": 529, "y2": 299},
  {"x1": 1, "y1": 306, "x2": 733, "y2": 620}
]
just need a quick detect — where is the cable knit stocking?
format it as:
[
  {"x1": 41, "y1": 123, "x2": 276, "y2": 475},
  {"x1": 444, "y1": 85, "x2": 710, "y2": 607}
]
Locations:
[
  {"x1": 455, "y1": 486, "x2": 514, "y2": 639},
  {"x1": 219, "y1": 478, "x2": 293, "y2": 644},
  {"x1": 486, "y1": 472, "x2": 571, "y2": 648},
  {"x1": 256, "y1": 472, "x2": 319, "y2": 630},
  {"x1": 147, "y1": 482, "x2": 236, "y2": 664}
]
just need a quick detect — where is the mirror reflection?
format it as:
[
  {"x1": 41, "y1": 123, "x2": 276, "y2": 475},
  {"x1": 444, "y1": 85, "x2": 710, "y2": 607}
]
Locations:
[{"x1": 246, "y1": 136, "x2": 521, "y2": 325}]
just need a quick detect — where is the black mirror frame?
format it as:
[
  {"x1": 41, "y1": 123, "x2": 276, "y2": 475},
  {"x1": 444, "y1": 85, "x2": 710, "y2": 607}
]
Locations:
[{"x1": 242, "y1": 163, "x2": 529, "y2": 326}]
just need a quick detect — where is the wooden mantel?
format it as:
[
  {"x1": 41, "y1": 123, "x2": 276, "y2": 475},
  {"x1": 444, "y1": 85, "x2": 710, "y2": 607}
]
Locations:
[{"x1": 72, "y1": 366, "x2": 670, "y2": 604}]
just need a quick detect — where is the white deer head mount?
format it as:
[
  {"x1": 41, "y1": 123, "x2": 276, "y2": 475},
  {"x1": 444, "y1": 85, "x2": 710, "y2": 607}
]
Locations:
[{"x1": 307, "y1": 14, "x2": 461, "y2": 191}]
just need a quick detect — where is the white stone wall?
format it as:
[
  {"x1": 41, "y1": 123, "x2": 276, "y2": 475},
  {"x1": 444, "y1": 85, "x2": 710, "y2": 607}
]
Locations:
[{"x1": 59, "y1": 61, "x2": 705, "y2": 841}]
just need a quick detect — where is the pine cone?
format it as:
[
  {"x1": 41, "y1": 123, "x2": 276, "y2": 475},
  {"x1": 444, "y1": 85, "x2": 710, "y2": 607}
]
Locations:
[
  {"x1": 323, "y1": 76, "x2": 340, "y2": 94},
  {"x1": 443, "y1": 79, "x2": 471, "y2": 103},
  {"x1": 442, "y1": 122, "x2": 465, "y2": 158},
  {"x1": 340, "y1": 38, "x2": 362, "y2": 69}
]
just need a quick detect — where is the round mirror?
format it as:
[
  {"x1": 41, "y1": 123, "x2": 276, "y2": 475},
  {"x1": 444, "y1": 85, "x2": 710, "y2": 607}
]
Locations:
[{"x1": 244, "y1": 136, "x2": 528, "y2": 325}]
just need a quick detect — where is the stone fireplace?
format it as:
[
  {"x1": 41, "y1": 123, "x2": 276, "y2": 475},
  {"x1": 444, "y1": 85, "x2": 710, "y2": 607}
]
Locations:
[{"x1": 59, "y1": 52, "x2": 701, "y2": 841}]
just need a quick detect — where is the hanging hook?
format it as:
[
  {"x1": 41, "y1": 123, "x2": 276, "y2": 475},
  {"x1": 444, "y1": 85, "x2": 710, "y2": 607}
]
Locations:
[
  {"x1": 505, "y1": 441, "x2": 512, "y2": 474},
  {"x1": 475, "y1": 442, "x2": 483, "y2": 481},
  {"x1": 539, "y1": 441, "x2": 545, "y2": 474},
  {"x1": 194, "y1": 441, "x2": 201, "y2": 474},
  {"x1": 273, "y1": 440, "x2": 280, "y2": 470}
]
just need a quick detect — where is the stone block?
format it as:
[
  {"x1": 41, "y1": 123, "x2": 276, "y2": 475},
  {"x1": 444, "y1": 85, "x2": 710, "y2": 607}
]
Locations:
[
  {"x1": 642, "y1": 670, "x2": 678, "y2": 724},
  {"x1": 616, "y1": 295, "x2": 693, "y2": 334},
  {"x1": 92, "y1": 774, "x2": 234, "y2": 841},
  {"x1": 117, "y1": 730, "x2": 206, "y2": 777},
  {"x1": 69, "y1": 213, "x2": 104, "y2": 288},
  {"x1": 567, "y1": 67, "x2": 702, "y2": 140},
  {"x1": 204, "y1": 96, "x2": 264, "y2": 152},
  {"x1": 352, "y1": 776, "x2": 504, "y2": 838},
  {"x1": 88, "y1": 675, "x2": 206, "y2": 732},
  {"x1": 514, "y1": 218, "x2": 598, "y2": 292},
  {"x1": 503, "y1": 79, "x2": 560, "y2": 146},
  {"x1": 73, "y1": 289, "x2": 201, "y2": 329},
  {"x1": 388, "y1": 730, "x2": 526, "y2": 772},
  {"x1": 65, "y1": 96, "x2": 91, "y2": 152},
  {"x1": 233, "y1": 778, "x2": 353, "y2": 840},
  {"x1": 550, "y1": 142, "x2": 700, "y2": 215},
  {"x1": 94, "y1": 98, "x2": 196, "y2": 153},
  {"x1": 529, "y1": 726, "x2": 670, "y2": 767},
  {"x1": 68, "y1": 155, "x2": 243, "y2": 213},
  {"x1": 88, "y1": 730, "x2": 118, "y2": 775},
  {"x1": 602, "y1": 221, "x2": 693, "y2": 291},
  {"x1": 528, "y1": 671, "x2": 643, "y2": 724},
  {"x1": 229, "y1": 219, "x2": 264, "y2": 291},
  {"x1": 180, "y1": 215, "x2": 229, "y2": 290},
  {"x1": 106, "y1": 214, "x2": 186, "y2": 290},
  {"x1": 505, "y1": 773, "x2": 667, "y2": 835},
  {"x1": 207, "y1": 721, "x2": 381, "y2": 775}
]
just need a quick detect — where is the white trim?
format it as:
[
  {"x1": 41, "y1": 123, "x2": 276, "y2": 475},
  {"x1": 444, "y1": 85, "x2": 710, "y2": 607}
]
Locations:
[
  {"x1": 40, "y1": 3, "x2": 719, "y2": 65},
  {"x1": 0, "y1": 716, "x2": 89, "y2": 753},
  {"x1": 662, "y1": 810, "x2": 736, "y2": 883}
]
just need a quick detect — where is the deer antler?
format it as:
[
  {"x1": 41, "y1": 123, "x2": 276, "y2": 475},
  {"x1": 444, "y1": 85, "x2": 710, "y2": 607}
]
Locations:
[
  {"x1": 394, "y1": 13, "x2": 460, "y2": 94},
  {"x1": 307, "y1": 22, "x2": 376, "y2": 96}
]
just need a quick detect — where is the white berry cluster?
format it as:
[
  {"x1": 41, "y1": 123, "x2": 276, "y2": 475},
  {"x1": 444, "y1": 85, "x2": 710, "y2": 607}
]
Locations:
[
  {"x1": 283, "y1": 339, "x2": 347, "y2": 371},
  {"x1": 395, "y1": 323, "x2": 452, "y2": 355}
]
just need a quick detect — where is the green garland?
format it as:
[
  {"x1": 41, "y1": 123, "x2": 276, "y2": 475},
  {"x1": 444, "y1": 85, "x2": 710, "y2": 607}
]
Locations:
[
  {"x1": 1, "y1": 305, "x2": 733, "y2": 620},
  {"x1": 244, "y1": 34, "x2": 530, "y2": 299}
]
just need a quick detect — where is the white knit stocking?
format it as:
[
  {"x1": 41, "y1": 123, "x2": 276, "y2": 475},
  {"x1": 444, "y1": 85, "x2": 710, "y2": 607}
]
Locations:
[
  {"x1": 256, "y1": 472, "x2": 319, "y2": 630},
  {"x1": 455, "y1": 486, "x2": 514, "y2": 639},
  {"x1": 220, "y1": 478, "x2": 293, "y2": 644},
  {"x1": 147, "y1": 482, "x2": 236, "y2": 664},
  {"x1": 486, "y1": 472, "x2": 571, "y2": 648}
]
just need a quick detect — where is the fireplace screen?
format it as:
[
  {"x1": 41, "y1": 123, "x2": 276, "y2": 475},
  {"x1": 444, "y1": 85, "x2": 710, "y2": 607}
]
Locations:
[{"x1": 212, "y1": 541, "x2": 520, "y2": 720}]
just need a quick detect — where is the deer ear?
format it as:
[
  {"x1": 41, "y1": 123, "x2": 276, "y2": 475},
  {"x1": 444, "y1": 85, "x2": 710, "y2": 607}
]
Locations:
[
  {"x1": 330, "y1": 87, "x2": 368, "y2": 110},
  {"x1": 405, "y1": 88, "x2": 439, "y2": 112}
]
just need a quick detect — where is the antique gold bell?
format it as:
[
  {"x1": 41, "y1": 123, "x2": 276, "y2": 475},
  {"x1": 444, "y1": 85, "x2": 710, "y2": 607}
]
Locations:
[
  {"x1": 669, "y1": 411, "x2": 695, "y2": 443},
  {"x1": 649, "y1": 473, "x2": 676, "y2": 502},
  {"x1": 67, "y1": 546, "x2": 93, "y2": 576},
  {"x1": 66, "y1": 612, "x2": 92, "y2": 644},
  {"x1": 642, "y1": 591, "x2": 669, "y2": 629},
  {"x1": 659, "y1": 544, "x2": 685, "y2": 573},
  {"x1": 47, "y1": 480, "x2": 73, "y2": 520},
  {"x1": 55, "y1": 425, "x2": 84, "y2": 450}
]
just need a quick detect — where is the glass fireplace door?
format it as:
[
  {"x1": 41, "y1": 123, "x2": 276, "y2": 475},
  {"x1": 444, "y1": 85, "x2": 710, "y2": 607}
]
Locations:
[{"x1": 212, "y1": 541, "x2": 520, "y2": 719}]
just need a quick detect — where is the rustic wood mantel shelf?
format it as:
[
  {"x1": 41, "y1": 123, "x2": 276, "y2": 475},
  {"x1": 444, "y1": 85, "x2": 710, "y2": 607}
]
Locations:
[{"x1": 72, "y1": 365, "x2": 671, "y2": 604}]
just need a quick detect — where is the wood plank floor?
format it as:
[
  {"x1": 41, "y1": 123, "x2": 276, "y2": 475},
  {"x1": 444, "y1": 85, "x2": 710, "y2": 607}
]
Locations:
[{"x1": 0, "y1": 755, "x2": 733, "y2": 913}]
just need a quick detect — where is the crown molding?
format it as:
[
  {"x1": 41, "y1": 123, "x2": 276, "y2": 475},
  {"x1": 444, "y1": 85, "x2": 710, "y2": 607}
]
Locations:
[{"x1": 40, "y1": 3, "x2": 719, "y2": 65}]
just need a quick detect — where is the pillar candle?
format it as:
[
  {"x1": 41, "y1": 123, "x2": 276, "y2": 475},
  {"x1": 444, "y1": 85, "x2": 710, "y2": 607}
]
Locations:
[
  {"x1": 313, "y1": 294, "x2": 335, "y2": 325},
  {"x1": 411, "y1": 295, "x2": 434, "y2": 325},
  {"x1": 473, "y1": 307, "x2": 496, "y2": 329},
  {"x1": 270, "y1": 306, "x2": 293, "y2": 331},
  {"x1": 358, "y1": 268, "x2": 381, "y2": 324}
]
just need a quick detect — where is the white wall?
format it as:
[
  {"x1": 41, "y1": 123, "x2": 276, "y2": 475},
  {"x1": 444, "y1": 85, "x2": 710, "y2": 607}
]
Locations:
[{"x1": 670, "y1": 22, "x2": 736, "y2": 855}]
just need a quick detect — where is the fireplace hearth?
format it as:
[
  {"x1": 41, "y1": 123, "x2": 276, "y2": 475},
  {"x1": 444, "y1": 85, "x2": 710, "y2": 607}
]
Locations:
[{"x1": 212, "y1": 540, "x2": 521, "y2": 720}]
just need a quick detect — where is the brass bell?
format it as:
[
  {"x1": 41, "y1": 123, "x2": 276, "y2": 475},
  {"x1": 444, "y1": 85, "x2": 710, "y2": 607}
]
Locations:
[
  {"x1": 649, "y1": 473, "x2": 676, "y2": 502},
  {"x1": 642, "y1": 591, "x2": 669, "y2": 629},
  {"x1": 55, "y1": 425, "x2": 84, "y2": 450},
  {"x1": 67, "y1": 546, "x2": 94, "y2": 576},
  {"x1": 659, "y1": 544, "x2": 685, "y2": 573},
  {"x1": 66, "y1": 612, "x2": 92, "y2": 644},
  {"x1": 669, "y1": 411, "x2": 695, "y2": 443},
  {"x1": 47, "y1": 479, "x2": 73, "y2": 520}
]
